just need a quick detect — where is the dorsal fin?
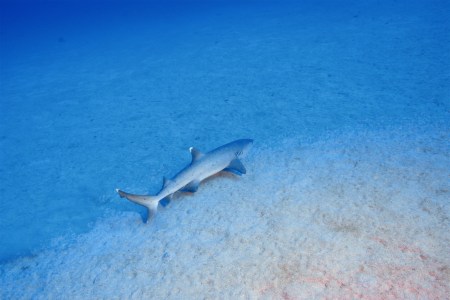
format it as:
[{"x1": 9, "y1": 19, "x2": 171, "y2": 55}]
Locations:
[
  {"x1": 189, "y1": 147, "x2": 204, "y2": 163},
  {"x1": 162, "y1": 176, "x2": 173, "y2": 189}
]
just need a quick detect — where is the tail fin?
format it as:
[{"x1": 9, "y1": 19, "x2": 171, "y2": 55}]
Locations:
[{"x1": 116, "y1": 189, "x2": 159, "y2": 222}]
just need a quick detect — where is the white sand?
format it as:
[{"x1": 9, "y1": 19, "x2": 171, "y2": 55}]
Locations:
[
  {"x1": 1, "y1": 125, "x2": 448, "y2": 299},
  {"x1": 1, "y1": 1, "x2": 449, "y2": 298},
  {"x1": 1, "y1": 0, "x2": 449, "y2": 260}
]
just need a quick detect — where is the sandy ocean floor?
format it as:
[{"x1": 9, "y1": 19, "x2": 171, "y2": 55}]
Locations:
[
  {"x1": 1, "y1": 125, "x2": 449, "y2": 299},
  {"x1": 0, "y1": 0, "x2": 449, "y2": 299}
]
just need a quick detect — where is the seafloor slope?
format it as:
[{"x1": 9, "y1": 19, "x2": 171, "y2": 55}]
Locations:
[
  {"x1": 0, "y1": 0, "x2": 449, "y2": 298},
  {"x1": 1, "y1": 125, "x2": 448, "y2": 299}
]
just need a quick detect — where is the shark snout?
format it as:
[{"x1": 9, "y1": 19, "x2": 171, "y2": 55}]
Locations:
[
  {"x1": 238, "y1": 139, "x2": 253, "y2": 156},
  {"x1": 244, "y1": 139, "x2": 253, "y2": 148}
]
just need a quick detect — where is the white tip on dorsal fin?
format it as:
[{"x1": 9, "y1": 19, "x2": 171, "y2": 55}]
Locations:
[{"x1": 189, "y1": 147, "x2": 204, "y2": 163}]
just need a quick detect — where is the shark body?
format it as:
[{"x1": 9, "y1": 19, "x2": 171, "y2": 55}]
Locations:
[{"x1": 116, "y1": 139, "x2": 253, "y2": 222}]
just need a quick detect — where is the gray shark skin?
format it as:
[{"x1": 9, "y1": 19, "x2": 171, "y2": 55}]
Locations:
[{"x1": 116, "y1": 139, "x2": 253, "y2": 222}]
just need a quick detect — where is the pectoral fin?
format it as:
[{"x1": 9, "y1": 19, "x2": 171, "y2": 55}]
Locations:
[
  {"x1": 224, "y1": 158, "x2": 247, "y2": 175},
  {"x1": 223, "y1": 168, "x2": 243, "y2": 176}
]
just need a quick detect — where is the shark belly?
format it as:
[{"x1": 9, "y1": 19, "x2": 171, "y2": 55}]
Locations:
[{"x1": 167, "y1": 158, "x2": 228, "y2": 196}]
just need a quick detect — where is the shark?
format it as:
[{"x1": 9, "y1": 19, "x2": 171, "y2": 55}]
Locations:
[{"x1": 116, "y1": 139, "x2": 253, "y2": 222}]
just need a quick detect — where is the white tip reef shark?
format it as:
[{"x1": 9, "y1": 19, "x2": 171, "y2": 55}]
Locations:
[{"x1": 116, "y1": 139, "x2": 253, "y2": 222}]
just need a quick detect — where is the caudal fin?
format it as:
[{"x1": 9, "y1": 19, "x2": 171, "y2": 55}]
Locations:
[{"x1": 116, "y1": 189, "x2": 159, "y2": 222}]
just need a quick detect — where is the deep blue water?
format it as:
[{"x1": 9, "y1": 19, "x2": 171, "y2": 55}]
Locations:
[{"x1": 1, "y1": 0, "x2": 449, "y2": 263}]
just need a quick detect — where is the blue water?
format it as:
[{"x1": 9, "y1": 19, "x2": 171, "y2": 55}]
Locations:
[{"x1": 1, "y1": 0, "x2": 449, "y2": 265}]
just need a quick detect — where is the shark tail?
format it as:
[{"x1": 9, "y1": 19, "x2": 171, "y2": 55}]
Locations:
[{"x1": 116, "y1": 189, "x2": 159, "y2": 222}]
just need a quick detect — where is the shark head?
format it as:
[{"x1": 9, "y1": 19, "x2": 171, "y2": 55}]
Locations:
[{"x1": 231, "y1": 139, "x2": 253, "y2": 158}]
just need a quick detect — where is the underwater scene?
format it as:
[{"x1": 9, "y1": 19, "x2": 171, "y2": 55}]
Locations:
[{"x1": 0, "y1": 0, "x2": 449, "y2": 298}]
